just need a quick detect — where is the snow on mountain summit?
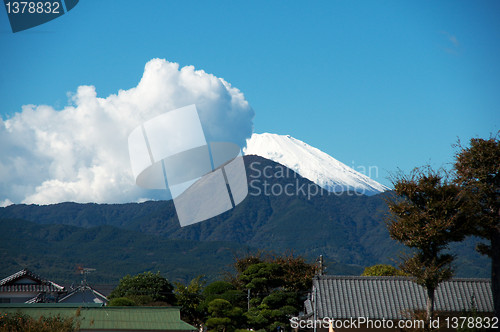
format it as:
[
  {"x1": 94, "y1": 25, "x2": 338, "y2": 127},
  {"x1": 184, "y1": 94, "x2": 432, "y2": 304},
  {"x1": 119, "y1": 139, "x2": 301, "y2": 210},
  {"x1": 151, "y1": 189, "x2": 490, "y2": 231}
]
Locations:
[{"x1": 243, "y1": 133, "x2": 390, "y2": 196}]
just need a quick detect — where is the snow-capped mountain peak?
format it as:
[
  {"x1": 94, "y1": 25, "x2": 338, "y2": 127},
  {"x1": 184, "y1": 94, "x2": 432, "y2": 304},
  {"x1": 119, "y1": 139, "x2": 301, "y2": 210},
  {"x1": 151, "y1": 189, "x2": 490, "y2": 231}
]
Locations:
[{"x1": 243, "y1": 133, "x2": 389, "y2": 196}]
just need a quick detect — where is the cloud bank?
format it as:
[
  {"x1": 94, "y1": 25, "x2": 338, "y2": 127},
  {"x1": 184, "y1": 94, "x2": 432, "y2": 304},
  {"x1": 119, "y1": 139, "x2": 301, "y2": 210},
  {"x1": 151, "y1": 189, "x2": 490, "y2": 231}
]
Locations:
[{"x1": 0, "y1": 59, "x2": 254, "y2": 205}]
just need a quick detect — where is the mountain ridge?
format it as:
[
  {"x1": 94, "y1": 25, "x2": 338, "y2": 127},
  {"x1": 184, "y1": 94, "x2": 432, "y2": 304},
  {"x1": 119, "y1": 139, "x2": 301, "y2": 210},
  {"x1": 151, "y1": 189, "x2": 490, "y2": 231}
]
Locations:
[
  {"x1": 0, "y1": 155, "x2": 489, "y2": 279},
  {"x1": 0, "y1": 218, "x2": 251, "y2": 284}
]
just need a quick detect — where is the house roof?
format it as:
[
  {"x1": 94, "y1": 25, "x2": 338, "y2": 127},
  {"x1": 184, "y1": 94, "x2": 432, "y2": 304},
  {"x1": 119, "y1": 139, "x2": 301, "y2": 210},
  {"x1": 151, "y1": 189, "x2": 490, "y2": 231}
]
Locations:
[
  {"x1": 0, "y1": 284, "x2": 64, "y2": 293},
  {"x1": 0, "y1": 268, "x2": 65, "y2": 293},
  {"x1": 0, "y1": 303, "x2": 104, "y2": 308},
  {"x1": 0, "y1": 304, "x2": 196, "y2": 331},
  {"x1": 58, "y1": 285, "x2": 108, "y2": 304},
  {"x1": 305, "y1": 275, "x2": 493, "y2": 320}
]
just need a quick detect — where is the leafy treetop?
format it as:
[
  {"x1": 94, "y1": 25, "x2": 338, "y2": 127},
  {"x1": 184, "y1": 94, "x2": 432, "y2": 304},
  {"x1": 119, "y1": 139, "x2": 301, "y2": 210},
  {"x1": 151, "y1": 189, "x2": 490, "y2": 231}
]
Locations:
[{"x1": 108, "y1": 271, "x2": 176, "y2": 305}]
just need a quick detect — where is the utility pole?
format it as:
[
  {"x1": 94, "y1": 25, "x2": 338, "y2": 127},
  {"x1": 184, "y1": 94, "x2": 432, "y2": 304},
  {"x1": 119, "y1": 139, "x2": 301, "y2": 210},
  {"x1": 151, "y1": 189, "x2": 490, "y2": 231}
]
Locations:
[
  {"x1": 247, "y1": 289, "x2": 250, "y2": 311},
  {"x1": 313, "y1": 283, "x2": 317, "y2": 332}
]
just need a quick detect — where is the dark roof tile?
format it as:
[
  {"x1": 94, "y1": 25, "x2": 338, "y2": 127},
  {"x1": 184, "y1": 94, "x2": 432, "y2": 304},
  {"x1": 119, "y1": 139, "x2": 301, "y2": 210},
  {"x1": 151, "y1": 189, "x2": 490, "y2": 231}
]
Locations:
[
  {"x1": 310, "y1": 276, "x2": 493, "y2": 320},
  {"x1": 0, "y1": 284, "x2": 64, "y2": 293}
]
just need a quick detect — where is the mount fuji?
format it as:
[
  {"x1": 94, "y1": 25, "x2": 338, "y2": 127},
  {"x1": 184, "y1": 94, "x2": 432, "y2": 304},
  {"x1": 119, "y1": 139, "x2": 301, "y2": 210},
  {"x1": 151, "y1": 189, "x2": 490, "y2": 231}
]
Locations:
[{"x1": 243, "y1": 133, "x2": 390, "y2": 196}]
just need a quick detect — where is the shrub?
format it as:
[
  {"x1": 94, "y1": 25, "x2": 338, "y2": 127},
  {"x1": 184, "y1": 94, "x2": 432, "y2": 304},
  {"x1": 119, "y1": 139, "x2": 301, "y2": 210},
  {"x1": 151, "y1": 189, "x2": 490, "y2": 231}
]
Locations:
[
  {"x1": 0, "y1": 312, "x2": 78, "y2": 332},
  {"x1": 107, "y1": 297, "x2": 137, "y2": 306}
]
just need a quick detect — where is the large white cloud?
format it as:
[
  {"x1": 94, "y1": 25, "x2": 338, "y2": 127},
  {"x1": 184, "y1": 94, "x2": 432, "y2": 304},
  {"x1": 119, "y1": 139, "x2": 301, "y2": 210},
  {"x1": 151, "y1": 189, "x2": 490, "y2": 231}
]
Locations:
[{"x1": 0, "y1": 59, "x2": 254, "y2": 205}]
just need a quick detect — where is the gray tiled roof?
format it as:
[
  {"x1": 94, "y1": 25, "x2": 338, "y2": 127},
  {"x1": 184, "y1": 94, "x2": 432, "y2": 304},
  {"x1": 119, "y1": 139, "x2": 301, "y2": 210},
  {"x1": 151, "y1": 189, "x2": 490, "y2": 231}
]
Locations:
[
  {"x1": 0, "y1": 269, "x2": 65, "y2": 293},
  {"x1": 306, "y1": 276, "x2": 493, "y2": 320},
  {"x1": 0, "y1": 284, "x2": 65, "y2": 293},
  {"x1": 0, "y1": 268, "x2": 37, "y2": 285},
  {"x1": 58, "y1": 285, "x2": 108, "y2": 303}
]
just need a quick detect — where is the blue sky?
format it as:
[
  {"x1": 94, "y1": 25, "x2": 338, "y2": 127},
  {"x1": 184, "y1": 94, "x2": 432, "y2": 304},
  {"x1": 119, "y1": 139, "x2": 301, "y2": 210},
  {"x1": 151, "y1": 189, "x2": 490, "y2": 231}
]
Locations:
[{"x1": 1, "y1": 1, "x2": 499, "y2": 202}]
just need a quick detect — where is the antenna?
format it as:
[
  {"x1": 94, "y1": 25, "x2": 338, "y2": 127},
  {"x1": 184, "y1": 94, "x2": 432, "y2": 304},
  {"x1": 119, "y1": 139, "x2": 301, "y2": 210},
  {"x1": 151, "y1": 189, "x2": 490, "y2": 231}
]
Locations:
[
  {"x1": 77, "y1": 266, "x2": 96, "y2": 285},
  {"x1": 316, "y1": 255, "x2": 324, "y2": 276}
]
